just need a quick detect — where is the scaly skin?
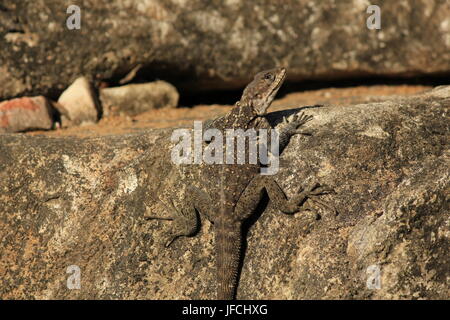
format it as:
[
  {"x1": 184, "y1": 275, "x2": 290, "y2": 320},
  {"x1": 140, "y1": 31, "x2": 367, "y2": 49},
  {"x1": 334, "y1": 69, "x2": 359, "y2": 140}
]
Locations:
[{"x1": 151, "y1": 68, "x2": 333, "y2": 299}]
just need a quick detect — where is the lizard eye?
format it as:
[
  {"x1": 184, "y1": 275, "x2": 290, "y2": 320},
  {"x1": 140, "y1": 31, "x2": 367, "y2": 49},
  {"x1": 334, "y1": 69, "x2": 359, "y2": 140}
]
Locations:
[{"x1": 264, "y1": 73, "x2": 273, "y2": 80}]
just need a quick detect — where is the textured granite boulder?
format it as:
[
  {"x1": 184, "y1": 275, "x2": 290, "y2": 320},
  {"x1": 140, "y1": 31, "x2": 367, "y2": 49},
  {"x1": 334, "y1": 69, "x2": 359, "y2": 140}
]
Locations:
[
  {"x1": 0, "y1": 0, "x2": 449, "y2": 99},
  {"x1": 0, "y1": 86, "x2": 448, "y2": 299}
]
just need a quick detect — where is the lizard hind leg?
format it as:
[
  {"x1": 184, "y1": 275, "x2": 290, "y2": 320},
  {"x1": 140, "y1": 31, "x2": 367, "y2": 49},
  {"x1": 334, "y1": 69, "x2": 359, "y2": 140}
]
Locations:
[
  {"x1": 149, "y1": 185, "x2": 216, "y2": 248},
  {"x1": 157, "y1": 197, "x2": 200, "y2": 247},
  {"x1": 254, "y1": 176, "x2": 335, "y2": 216},
  {"x1": 290, "y1": 182, "x2": 337, "y2": 216}
]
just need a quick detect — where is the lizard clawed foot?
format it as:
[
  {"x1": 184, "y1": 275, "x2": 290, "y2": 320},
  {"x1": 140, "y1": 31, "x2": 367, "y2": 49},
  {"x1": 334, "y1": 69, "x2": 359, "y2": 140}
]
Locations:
[
  {"x1": 146, "y1": 196, "x2": 178, "y2": 221},
  {"x1": 278, "y1": 112, "x2": 314, "y2": 139},
  {"x1": 282, "y1": 112, "x2": 313, "y2": 128},
  {"x1": 147, "y1": 219, "x2": 179, "y2": 248},
  {"x1": 149, "y1": 198, "x2": 199, "y2": 248},
  {"x1": 158, "y1": 213, "x2": 197, "y2": 248},
  {"x1": 306, "y1": 183, "x2": 335, "y2": 196},
  {"x1": 162, "y1": 233, "x2": 179, "y2": 248},
  {"x1": 291, "y1": 182, "x2": 337, "y2": 216}
]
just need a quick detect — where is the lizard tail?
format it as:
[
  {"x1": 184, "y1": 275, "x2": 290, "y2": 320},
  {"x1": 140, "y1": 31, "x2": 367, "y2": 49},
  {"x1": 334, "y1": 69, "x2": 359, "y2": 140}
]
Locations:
[{"x1": 215, "y1": 219, "x2": 242, "y2": 300}]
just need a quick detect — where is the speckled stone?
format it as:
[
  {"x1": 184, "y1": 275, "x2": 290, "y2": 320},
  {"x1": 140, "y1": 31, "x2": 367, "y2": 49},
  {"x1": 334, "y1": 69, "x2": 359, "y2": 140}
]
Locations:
[
  {"x1": 0, "y1": 1, "x2": 449, "y2": 99},
  {"x1": 100, "y1": 81, "x2": 179, "y2": 117},
  {"x1": 0, "y1": 86, "x2": 448, "y2": 299},
  {"x1": 56, "y1": 77, "x2": 100, "y2": 127}
]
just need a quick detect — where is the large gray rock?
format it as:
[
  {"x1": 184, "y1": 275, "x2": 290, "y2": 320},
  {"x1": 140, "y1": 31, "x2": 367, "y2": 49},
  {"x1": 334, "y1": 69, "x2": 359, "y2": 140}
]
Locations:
[
  {"x1": 100, "y1": 81, "x2": 179, "y2": 117},
  {"x1": 0, "y1": 86, "x2": 448, "y2": 299},
  {"x1": 0, "y1": 1, "x2": 449, "y2": 99}
]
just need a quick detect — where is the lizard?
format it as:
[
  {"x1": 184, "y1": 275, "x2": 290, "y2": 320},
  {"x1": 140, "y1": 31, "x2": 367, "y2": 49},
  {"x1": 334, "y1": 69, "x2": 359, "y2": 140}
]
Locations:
[{"x1": 151, "y1": 67, "x2": 333, "y2": 299}]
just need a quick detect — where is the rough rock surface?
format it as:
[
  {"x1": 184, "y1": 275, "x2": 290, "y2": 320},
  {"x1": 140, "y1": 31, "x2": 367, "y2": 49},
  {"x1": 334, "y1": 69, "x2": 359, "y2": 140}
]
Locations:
[
  {"x1": 1, "y1": 0, "x2": 449, "y2": 99},
  {"x1": 100, "y1": 81, "x2": 179, "y2": 117},
  {"x1": 56, "y1": 77, "x2": 100, "y2": 127},
  {"x1": 0, "y1": 86, "x2": 449, "y2": 299},
  {"x1": 0, "y1": 96, "x2": 55, "y2": 133}
]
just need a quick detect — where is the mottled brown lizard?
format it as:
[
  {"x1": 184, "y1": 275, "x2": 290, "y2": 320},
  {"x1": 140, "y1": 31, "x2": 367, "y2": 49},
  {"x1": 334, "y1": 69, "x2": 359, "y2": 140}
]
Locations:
[{"x1": 151, "y1": 67, "x2": 333, "y2": 299}]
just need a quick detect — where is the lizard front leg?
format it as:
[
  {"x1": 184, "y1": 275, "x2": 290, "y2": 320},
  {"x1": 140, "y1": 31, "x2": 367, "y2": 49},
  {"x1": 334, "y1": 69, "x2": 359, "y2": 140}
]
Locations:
[{"x1": 276, "y1": 111, "x2": 313, "y2": 152}]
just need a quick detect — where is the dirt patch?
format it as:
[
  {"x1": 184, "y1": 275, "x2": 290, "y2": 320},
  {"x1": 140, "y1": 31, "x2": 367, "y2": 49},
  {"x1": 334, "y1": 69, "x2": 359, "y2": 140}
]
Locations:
[{"x1": 28, "y1": 85, "x2": 431, "y2": 138}]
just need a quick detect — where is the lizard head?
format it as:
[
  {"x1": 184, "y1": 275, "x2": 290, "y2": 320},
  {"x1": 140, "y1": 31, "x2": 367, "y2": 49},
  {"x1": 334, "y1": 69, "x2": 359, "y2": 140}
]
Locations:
[{"x1": 240, "y1": 67, "x2": 286, "y2": 116}]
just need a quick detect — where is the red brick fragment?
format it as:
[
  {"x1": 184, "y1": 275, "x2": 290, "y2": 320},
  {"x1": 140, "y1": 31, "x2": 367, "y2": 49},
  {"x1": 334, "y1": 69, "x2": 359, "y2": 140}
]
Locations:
[{"x1": 0, "y1": 96, "x2": 55, "y2": 133}]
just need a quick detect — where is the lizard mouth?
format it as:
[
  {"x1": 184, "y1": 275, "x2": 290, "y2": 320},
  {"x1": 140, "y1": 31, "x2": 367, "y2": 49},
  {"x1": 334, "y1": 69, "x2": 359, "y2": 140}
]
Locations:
[
  {"x1": 255, "y1": 67, "x2": 287, "y2": 115},
  {"x1": 272, "y1": 67, "x2": 286, "y2": 92}
]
